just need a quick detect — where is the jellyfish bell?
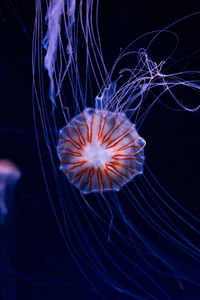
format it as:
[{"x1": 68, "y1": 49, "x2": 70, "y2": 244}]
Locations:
[
  {"x1": 0, "y1": 159, "x2": 20, "y2": 177},
  {"x1": 0, "y1": 159, "x2": 21, "y2": 225},
  {"x1": 57, "y1": 107, "x2": 146, "y2": 193}
]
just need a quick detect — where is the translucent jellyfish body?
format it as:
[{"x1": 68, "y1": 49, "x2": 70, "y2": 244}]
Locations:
[
  {"x1": 0, "y1": 159, "x2": 21, "y2": 225},
  {"x1": 57, "y1": 108, "x2": 146, "y2": 193}
]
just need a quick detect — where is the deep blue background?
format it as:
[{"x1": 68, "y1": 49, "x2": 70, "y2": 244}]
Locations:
[{"x1": 0, "y1": 0, "x2": 200, "y2": 299}]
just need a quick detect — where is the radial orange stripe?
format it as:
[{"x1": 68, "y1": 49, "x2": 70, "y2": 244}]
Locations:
[
  {"x1": 98, "y1": 113, "x2": 107, "y2": 139},
  {"x1": 96, "y1": 168, "x2": 101, "y2": 191},
  {"x1": 90, "y1": 168, "x2": 95, "y2": 191},
  {"x1": 89, "y1": 113, "x2": 94, "y2": 143},
  {"x1": 58, "y1": 152, "x2": 82, "y2": 157},
  {"x1": 105, "y1": 163, "x2": 127, "y2": 182},
  {"x1": 59, "y1": 147, "x2": 82, "y2": 155},
  {"x1": 59, "y1": 138, "x2": 81, "y2": 150},
  {"x1": 104, "y1": 168, "x2": 114, "y2": 190},
  {"x1": 116, "y1": 137, "x2": 140, "y2": 151},
  {"x1": 72, "y1": 167, "x2": 88, "y2": 183},
  {"x1": 110, "y1": 161, "x2": 136, "y2": 175},
  {"x1": 72, "y1": 123, "x2": 84, "y2": 145},
  {"x1": 108, "y1": 163, "x2": 129, "y2": 179},
  {"x1": 118, "y1": 145, "x2": 140, "y2": 151},
  {"x1": 75, "y1": 120, "x2": 86, "y2": 145},
  {"x1": 82, "y1": 113, "x2": 90, "y2": 142},
  {"x1": 112, "y1": 156, "x2": 139, "y2": 161},
  {"x1": 98, "y1": 168, "x2": 105, "y2": 191},
  {"x1": 106, "y1": 128, "x2": 133, "y2": 149},
  {"x1": 97, "y1": 112, "x2": 103, "y2": 140},
  {"x1": 101, "y1": 113, "x2": 117, "y2": 144},
  {"x1": 104, "y1": 167, "x2": 122, "y2": 188},
  {"x1": 65, "y1": 128, "x2": 82, "y2": 149},
  {"x1": 60, "y1": 137, "x2": 68, "y2": 142},
  {"x1": 86, "y1": 167, "x2": 94, "y2": 191},
  {"x1": 60, "y1": 161, "x2": 85, "y2": 165},
  {"x1": 64, "y1": 161, "x2": 87, "y2": 173},
  {"x1": 101, "y1": 119, "x2": 126, "y2": 145}
]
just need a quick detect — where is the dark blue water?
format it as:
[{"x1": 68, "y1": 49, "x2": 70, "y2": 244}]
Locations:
[{"x1": 0, "y1": 1, "x2": 200, "y2": 299}]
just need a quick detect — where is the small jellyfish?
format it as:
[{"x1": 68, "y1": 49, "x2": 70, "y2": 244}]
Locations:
[
  {"x1": 0, "y1": 160, "x2": 21, "y2": 225},
  {"x1": 57, "y1": 108, "x2": 146, "y2": 193}
]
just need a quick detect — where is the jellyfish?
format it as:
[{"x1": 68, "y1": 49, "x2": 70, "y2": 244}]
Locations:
[
  {"x1": 0, "y1": 159, "x2": 21, "y2": 300},
  {"x1": 33, "y1": 1, "x2": 200, "y2": 299},
  {"x1": 57, "y1": 108, "x2": 146, "y2": 193},
  {"x1": 0, "y1": 159, "x2": 21, "y2": 225}
]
